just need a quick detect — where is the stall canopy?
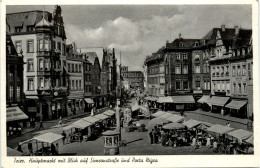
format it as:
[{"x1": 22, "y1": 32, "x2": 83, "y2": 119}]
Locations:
[
  {"x1": 93, "y1": 114, "x2": 109, "y2": 120},
  {"x1": 166, "y1": 115, "x2": 185, "y2": 123},
  {"x1": 144, "y1": 96, "x2": 158, "y2": 101},
  {"x1": 32, "y1": 132, "x2": 64, "y2": 144},
  {"x1": 158, "y1": 113, "x2": 174, "y2": 119},
  {"x1": 83, "y1": 116, "x2": 100, "y2": 123},
  {"x1": 244, "y1": 135, "x2": 254, "y2": 145},
  {"x1": 162, "y1": 123, "x2": 186, "y2": 130},
  {"x1": 7, "y1": 147, "x2": 23, "y2": 156},
  {"x1": 131, "y1": 104, "x2": 140, "y2": 111},
  {"x1": 157, "y1": 96, "x2": 173, "y2": 103},
  {"x1": 6, "y1": 106, "x2": 28, "y2": 122},
  {"x1": 225, "y1": 100, "x2": 247, "y2": 110},
  {"x1": 206, "y1": 124, "x2": 234, "y2": 135},
  {"x1": 147, "y1": 118, "x2": 170, "y2": 129},
  {"x1": 151, "y1": 111, "x2": 167, "y2": 117},
  {"x1": 73, "y1": 119, "x2": 92, "y2": 129},
  {"x1": 227, "y1": 129, "x2": 253, "y2": 143},
  {"x1": 207, "y1": 96, "x2": 230, "y2": 106},
  {"x1": 171, "y1": 95, "x2": 195, "y2": 104},
  {"x1": 103, "y1": 110, "x2": 115, "y2": 116},
  {"x1": 84, "y1": 98, "x2": 94, "y2": 104},
  {"x1": 183, "y1": 119, "x2": 202, "y2": 129},
  {"x1": 197, "y1": 95, "x2": 210, "y2": 104},
  {"x1": 197, "y1": 122, "x2": 214, "y2": 130},
  {"x1": 139, "y1": 106, "x2": 150, "y2": 117}
]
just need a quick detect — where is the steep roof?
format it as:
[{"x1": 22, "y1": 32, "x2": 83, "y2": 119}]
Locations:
[
  {"x1": 232, "y1": 29, "x2": 252, "y2": 49},
  {"x1": 83, "y1": 52, "x2": 98, "y2": 65},
  {"x1": 35, "y1": 17, "x2": 51, "y2": 27},
  {"x1": 6, "y1": 11, "x2": 52, "y2": 33},
  {"x1": 166, "y1": 38, "x2": 200, "y2": 49}
]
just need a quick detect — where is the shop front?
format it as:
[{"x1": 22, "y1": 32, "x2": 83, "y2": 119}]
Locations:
[
  {"x1": 171, "y1": 95, "x2": 196, "y2": 111},
  {"x1": 207, "y1": 96, "x2": 230, "y2": 114},
  {"x1": 84, "y1": 98, "x2": 94, "y2": 112},
  {"x1": 6, "y1": 106, "x2": 28, "y2": 137},
  {"x1": 225, "y1": 100, "x2": 248, "y2": 118}
]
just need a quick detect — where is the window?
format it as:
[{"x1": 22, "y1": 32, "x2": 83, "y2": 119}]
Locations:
[
  {"x1": 62, "y1": 44, "x2": 66, "y2": 55},
  {"x1": 17, "y1": 86, "x2": 20, "y2": 102},
  {"x1": 44, "y1": 39, "x2": 49, "y2": 50},
  {"x1": 212, "y1": 67, "x2": 215, "y2": 76},
  {"x1": 39, "y1": 59, "x2": 44, "y2": 70},
  {"x1": 195, "y1": 65, "x2": 200, "y2": 73},
  {"x1": 217, "y1": 83, "x2": 220, "y2": 91},
  {"x1": 242, "y1": 64, "x2": 246, "y2": 75},
  {"x1": 232, "y1": 66, "x2": 236, "y2": 76},
  {"x1": 242, "y1": 48, "x2": 245, "y2": 55},
  {"x1": 44, "y1": 78, "x2": 49, "y2": 89},
  {"x1": 39, "y1": 39, "x2": 43, "y2": 51},
  {"x1": 216, "y1": 67, "x2": 219, "y2": 76},
  {"x1": 237, "y1": 65, "x2": 241, "y2": 76},
  {"x1": 176, "y1": 81, "x2": 181, "y2": 90},
  {"x1": 26, "y1": 26, "x2": 34, "y2": 32},
  {"x1": 243, "y1": 83, "x2": 246, "y2": 93},
  {"x1": 195, "y1": 81, "x2": 200, "y2": 88},
  {"x1": 27, "y1": 59, "x2": 34, "y2": 72},
  {"x1": 72, "y1": 80, "x2": 75, "y2": 90},
  {"x1": 207, "y1": 81, "x2": 210, "y2": 90},
  {"x1": 79, "y1": 80, "x2": 82, "y2": 89},
  {"x1": 28, "y1": 78, "x2": 34, "y2": 90},
  {"x1": 57, "y1": 42, "x2": 61, "y2": 51},
  {"x1": 76, "y1": 80, "x2": 78, "y2": 90},
  {"x1": 195, "y1": 42, "x2": 199, "y2": 47},
  {"x1": 53, "y1": 41, "x2": 56, "y2": 49},
  {"x1": 226, "y1": 66, "x2": 229, "y2": 76},
  {"x1": 238, "y1": 83, "x2": 242, "y2": 93},
  {"x1": 27, "y1": 40, "x2": 34, "y2": 53},
  {"x1": 183, "y1": 81, "x2": 188, "y2": 90},
  {"x1": 179, "y1": 42, "x2": 183, "y2": 47},
  {"x1": 68, "y1": 63, "x2": 71, "y2": 72},
  {"x1": 15, "y1": 41, "x2": 22, "y2": 53},
  {"x1": 221, "y1": 82, "x2": 225, "y2": 91},
  {"x1": 9, "y1": 86, "x2": 13, "y2": 102},
  {"x1": 175, "y1": 65, "x2": 181, "y2": 74},
  {"x1": 44, "y1": 59, "x2": 49, "y2": 70},
  {"x1": 183, "y1": 65, "x2": 188, "y2": 74},
  {"x1": 203, "y1": 64, "x2": 207, "y2": 73},
  {"x1": 40, "y1": 78, "x2": 44, "y2": 88},
  {"x1": 221, "y1": 66, "x2": 224, "y2": 76},
  {"x1": 15, "y1": 26, "x2": 22, "y2": 33},
  {"x1": 204, "y1": 81, "x2": 207, "y2": 90},
  {"x1": 72, "y1": 64, "x2": 74, "y2": 72},
  {"x1": 226, "y1": 82, "x2": 230, "y2": 94},
  {"x1": 176, "y1": 53, "x2": 181, "y2": 60},
  {"x1": 194, "y1": 53, "x2": 200, "y2": 60},
  {"x1": 183, "y1": 53, "x2": 187, "y2": 60},
  {"x1": 213, "y1": 83, "x2": 216, "y2": 91},
  {"x1": 237, "y1": 49, "x2": 240, "y2": 56}
]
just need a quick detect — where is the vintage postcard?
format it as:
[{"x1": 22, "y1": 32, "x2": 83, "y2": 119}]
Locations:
[{"x1": 1, "y1": 0, "x2": 259, "y2": 167}]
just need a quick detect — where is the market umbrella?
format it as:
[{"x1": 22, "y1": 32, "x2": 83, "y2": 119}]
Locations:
[
  {"x1": 7, "y1": 147, "x2": 23, "y2": 156},
  {"x1": 244, "y1": 135, "x2": 254, "y2": 145},
  {"x1": 226, "y1": 129, "x2": 253, "y2": 143},
  {"x1": 162, "y1": 123, "x2": 186, "y2": 130},
  {"x1": 147, "y1": 117, "x2": 170, "y2": 130}
]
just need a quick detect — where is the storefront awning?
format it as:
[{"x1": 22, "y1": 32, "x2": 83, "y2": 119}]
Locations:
[
  {"x1": 84, "y1": 98, "x2": 94, "y2": 104},
  {"x1": 207, "y1": 96, "x2": 230, "y2": 106},
  {"x1": 166, "y1": 114, "x2": 185, "y2": 123},
  {"x1": 158, "y1": 112, "x2": 174, "y2": 119},
  {"x1": 151, "y1": 111, "x2": 167, "y2": 117},
  {"x1": 183, "y1": 119, "x2": 202, "y2": 129},
  {"x1": 244, "y1": 135, "x2": 254, "y2": 145},
  {"x1": 157, "y1": 96, "x2": 174, "y2": 103},
  {"x1": 197, "y1": 95, "x2": 210, "y2": 103},
  {"x1": 171, "y1": 95, "x2": 195, "y2": 104},
  {"x1": 6, "y1": 106, "x2": 28, "y2": 122},
  {"x1": 103, "y1": 110, "x2": 115, "y2": 116},
  {"x1": 206, "y1": 124, "x2": 234, "y2": 135},
  {"x1": 32, "y1": 132, "x2": 64, "y2": 144},
  {"x1": 144, "y1": 96, "x2": 158, "y2": 101},
  {"x1": 93, "y1": 114, "x2": 109, "y2": 120},
  {"x1": 225, "y1": 100, "x2": 247, "y2": 110},
  {"x1": 227, "y1": 129, "x2": 253, "y2": 143},
  {"x1": 82, "y1": 116, "x2": 100, "y2": 123},
  {"x1": 73, "y1": 119, "x2": 92, "y2": 129}
]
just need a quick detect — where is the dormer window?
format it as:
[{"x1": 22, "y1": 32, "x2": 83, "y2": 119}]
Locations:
[
  {"x1": 195, "y1": 42, "x2": 199, "y2": 47},
  {"x1": 237, "y1": 49, "x2": 240, "y2": 56},
  {"x1": 26, "y1": 25, "x2": 34, "y2": 32},
  {"x1": 242, "y1": 48, "x2": 245, "y2": 55},
  {"x1": 179, "y1": 42, "x2": 184, "y2": 47},
  {"x1": 232, "y1": 50, "x2": 236, "y2": 57},
  {"x1": 15, "y1": 26, "x2": 22, "y2": 33}
]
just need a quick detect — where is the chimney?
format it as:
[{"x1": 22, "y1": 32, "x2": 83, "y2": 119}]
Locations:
[
  {"x1": 179, "y1": 33, "x2": 182, "y2": 39},
  {"x1": 221, "y1": 25, "x2": 225, "y2": 31},
  {"x1": 234, "y1": 26, "x2": 239, "y2": 35}
]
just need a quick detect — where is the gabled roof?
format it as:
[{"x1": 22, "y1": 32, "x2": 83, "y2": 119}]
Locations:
[
  {"x1": 232, "y1": 29, "x2": 252, "y2": 49},
  {"x1": 35, "y1": 17, "x2": 51, "y2": 27},
  {"x1": 84, "y1": 52, "x2": 97, "y2": 65},
  {"x1": 166, "y1": 38, "x2": 200, "y2": 49}
]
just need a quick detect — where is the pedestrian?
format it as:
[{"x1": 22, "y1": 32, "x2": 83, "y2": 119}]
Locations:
[
  {"x1": 55, "y1": 143, "x2": 59, "y2": 155},
  {"x1": 149, "y1": 129, "x2": 154, "y2": 144},
  {"x1": 226, "y1": 122, "x2": 230, "y2": 127},
  {"x1": 191, "y1": 137, "x2": 197, "y2": 146},
  {"x1": 213, "y1": 140, "x2": 218, "y2": 152},
  {"x1": 206, "y1": 136, "x2": 211, "y2": 147},
  {"x1": 39, "y1": 120, "x2": 44, "y2": 130},
  {"x1": 62, "y1": 131, "x2": 67, "y2": 145},
  {"x1": 28, "y1": 141, "x2": 33, "y2": 156},
  {"x1": 17, "y1": 143, "x2": 23, "y2": 153},
  {"x1": 221, "y1": 108, "x2": 224, "y2": 117},
  {"x1": 51, "y1": 143, "x2": 56, "y2": 155},
  {"x1": 152, "y1": 129, "x2": 156, "y2": 144}
]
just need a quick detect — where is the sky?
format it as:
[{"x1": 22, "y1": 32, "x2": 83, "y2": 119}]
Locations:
[{"x1": 7, "y1": 5, "x2": 252, "y2": 71}]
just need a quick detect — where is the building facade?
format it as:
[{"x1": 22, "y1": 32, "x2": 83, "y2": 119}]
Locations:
[
  {"x1": 7, "y1": 6, "x2": 68, "y2": 120},
  {"x1": 66, "y1": 43, "x2": 84, "y2": 116}
]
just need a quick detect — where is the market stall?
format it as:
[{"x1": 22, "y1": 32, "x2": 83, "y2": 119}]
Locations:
[
  {"x1": 151, "y1": 111, "x2": 167, "y2": 118},
  {"x1": 166, "y1": 114, "x2": 185, "y2": 123},
  {"x1": 147, "y1": 117, "x2": 170, "y2": 130},
  {"x1": 183, "y1": 119, "x2": 202, "y2": 129},
  {"x1": 197, "y1": 95, "x2": 210, "y2": 111},
  {"x1": 156, "y1": 96, "x2": 174, "y2": 110},
  {"x1": 226, "y1": 129, "x2": 253, "y2": 143},
  {"x1": 7, "y1": 147, "x2": 23, "y2": 156},
  {"x1": 158, "y1": 112, "x2": 174, "y2": 119},
  {"x1": 206, "y1": 124, "x2": 234, "y2": 136},
  {"x1": 72, "y1": 119, "x2": 93, "y2": 141}
]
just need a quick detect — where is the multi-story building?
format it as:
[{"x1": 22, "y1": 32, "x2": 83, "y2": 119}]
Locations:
[
  {"x1": 120, "y1": 66, "x2": 144, "y2": 91},
  {"x1": 144, "y1": 46, "x2": 165, "y2": 97},
  {"x1": 66, "y1": 43, "x2": 84, "y2": 116},
  {"x1": 164, "y1": 35, "x2": 199, "y2": 95},
  {"x1": 6, "y1": 6, "x2": 68, "y2": 120},
  {"x1": 208, "y1": 25, "x2": 252, "y2": 117},
  {"x1": 84, "y1": 52, "x2": 103, "y2": 109},
  {"x1": 6, "y1": 32, "x2": 27, "y2": 131}
]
